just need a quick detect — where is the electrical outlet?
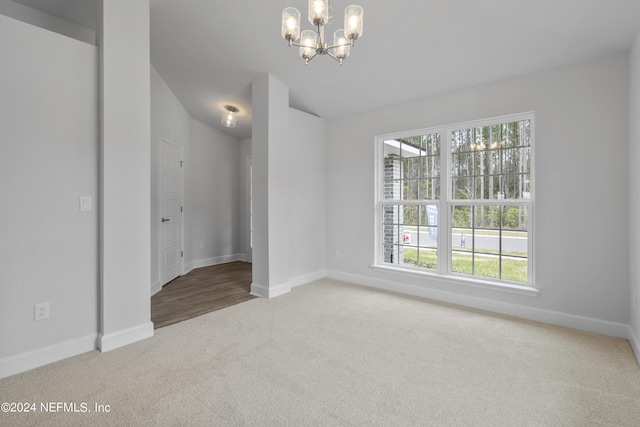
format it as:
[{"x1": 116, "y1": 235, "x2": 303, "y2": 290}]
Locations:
[
  {"x1": 336, "y1": 249, "x2": 341, "y2": 258},
  {"x1": 200, "y1": 241, "x2": 205, "y2": 249},
  {"x1": 35, "y1": 303, "x2": 49, "y2": 321}
]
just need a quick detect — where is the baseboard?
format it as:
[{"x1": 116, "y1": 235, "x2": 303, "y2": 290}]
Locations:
[
  {"x1": 251, "y1": 281, "x2": 291, "y2": 298},
  {"x1": 191, "y1": 254, "x2": 248, "y2": 270},
  {"x1": 629, "y1": 326, "x2": 640, "y2": 365},
  {"x1": 98, "y1": 322, "x2": 154, "y2": 352},
  {"x1": 0, "y1": 333, "x2": 98, "y2": 379},
  {"x1": 181, "y1": 254, "x2": 249, "y2": 279},
  {"x1": 151, "y1": 279, "x2": 162, "y2": 296},
  {"x1": 290, "y1": 269, "x2": 326, "y2": 288},
  {"x1": 183, "y1": 261, "x2": 194, "y2": 275},
  {"x1": 325, "y1": 269, "x2": 630, "y2": 340}
]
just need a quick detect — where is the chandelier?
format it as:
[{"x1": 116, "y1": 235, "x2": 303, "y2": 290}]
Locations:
[{"x1": 281, "y1": 1, "x2": 363, "y2": 65}]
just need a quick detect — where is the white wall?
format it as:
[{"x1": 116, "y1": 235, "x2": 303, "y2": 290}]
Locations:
[
  {"x1": 326, "y1": 54, "x2": 630, "y2": 337},
  {"x1": 150, "y1": 65, "x2": 192, "y2": 292},
  {"x1": 629, "y1": 30, "x2": 640, "y2": 358},
  {"x1": 289, "y1": 108, "x2": 326, "y2": 285},
  {"x1": 239, "y1": 138, "x2": 252, "y2": 262},
  {"x1": 0, "y1": 14, "x2": 98, "y2": 376},
  {"x1": 237, "y1": 107, "x2": 326, "y2": 286},
  {"x1": 189, "y1": 119, "x2": 244, "y2": 269}
]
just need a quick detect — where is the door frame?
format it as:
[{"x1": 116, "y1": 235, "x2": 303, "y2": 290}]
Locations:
[{"x1": 158, "y1": 138, "x2": 184, "y2": 287}]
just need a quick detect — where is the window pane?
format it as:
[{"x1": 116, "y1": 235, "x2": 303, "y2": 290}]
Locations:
[
  {"x1": 452, "y1": 206, "x2": 472, "y2": 228},
  {"x1": 382, "y1": 205, "x2": 399, "y2": 225},
  {"x1": 451, "y1": 128, "x2": 473, "y2": 152},
  {"x1": 452, "y1": 229, "x2": 471, "y2": 253},
  {"x1": 421, "y1": 133, "x2": 440, "y2": 155},
  {"x1": 502, "y1": 231, "x2": 528, "y2": 257},
  {"x1": 452, "y1": 206, "x2": 472, "y2": 254},
  {"x1": 385, "y1": 134, "x2": 441, "y2": 202},
  {"x1": 474, "y1": 205, "x2": 501, "y2": 231},
  {"x1": 399, "y1": 246, "x2": 416, "y2": 266},
  {"x1": 450, "y1": 204, "x2": 529, "y2": 283},
  {"x1": 383, "y1": 243, "x2": 399, "y2": 264},
  {"x1": 452, "y1": 152, "x2": 473, "y2": 177},
  {"x1": 475, "y1": 253, "x2": 500, "y2": 279},
  {"x1": 502, "y1": 120, "x2": 530, "y2": 148},
  {"x1": 420, "y1": 155, "x2": 440, "y2": 178},
  {"x1": 383, "y1": 142, "x2": 402, "y2": 200},
  {"x1": 418, "y1": 248, "x2": 437, "y2": 270},
  {"x1": 403, "y1": 156, "x2": 420, "y2": 179},
  {"x1": 452, "y1": 175, "x2": 474, "y2": 199},
  {"x1": 452, "y1": 123, "x2": 531, "y2": 201},
  {"x1": 403, "y1": 179, "x2": 419, "y2": 200},
  {"x1": 401, "y1": 140, "x2": 421, "y2": 159},
  {"x1": 402, "y1": 205, "x2": 419, "y2": 225},
  {"x1": 383, "y1": 225, "x2": 398, "y2": 243},
  {"x1": 383, "y1": 179, "x2": 401, "y2": 200},
  {"x1": 418, "y1": 205, "x2": 438, "y2": 249},
  {"x1": 502, "y1": 257, "x2": 528, "y2": 282},
  {"x1": 452, "y1": 251, "x2": 473, "y2": 275},
  {"x1": 383, "y1": 139, "x2": 400, "y2": 157},
  {"x1": 419, "y1": 178, "x2": 440, "y2": 200},
  {"x1": 503, "y1": 206, "x2": 528, "y2": 230}
]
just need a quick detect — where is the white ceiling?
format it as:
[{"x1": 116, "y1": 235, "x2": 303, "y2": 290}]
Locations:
[
  {"x1": 11, "y1": 0, "x2": 640, "y2": 140},
  {"x1": 11, "y1": 0, "x2": 96, "y2": 28}
]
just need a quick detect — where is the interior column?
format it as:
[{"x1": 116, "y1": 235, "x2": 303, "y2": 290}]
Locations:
[
  {"x1": 251, "y1": 74, "x2": 291, "y2": 298},
  {"x1": 97, "y1": 0, "x2": 153, "y2": 350}
]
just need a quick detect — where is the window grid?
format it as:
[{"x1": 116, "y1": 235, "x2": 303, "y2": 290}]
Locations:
[
  {"x1": 381, "y1": 203, "x2": 439, "y2": 270},
  {"x1": 450, "y1": 204, "x2": 529, "y2": 282},
  {"x1": 381, "y1": 134, "x2": 441, "y2": 270},
  {"x1": 377, "y1": 113, "x2": 534, "y2": 287}
]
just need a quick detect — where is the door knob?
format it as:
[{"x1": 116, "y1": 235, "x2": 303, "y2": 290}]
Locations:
[{"x1": 162, "y1": 218, "x2": 170, "y2": 223}]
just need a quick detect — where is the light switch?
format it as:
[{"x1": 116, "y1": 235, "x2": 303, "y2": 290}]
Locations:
[{"x1": 80, "y1": 196, "x2": 92, "y2": 212}]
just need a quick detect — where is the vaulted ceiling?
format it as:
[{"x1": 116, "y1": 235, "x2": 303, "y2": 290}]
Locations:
[{"x1": 11, "y1": 0, "x2": 640, "y2": 140}]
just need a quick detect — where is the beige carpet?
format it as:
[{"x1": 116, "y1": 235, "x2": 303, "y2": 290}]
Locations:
[{"x1": 1, "y1": 279, "x2": 639, "y2": 426}]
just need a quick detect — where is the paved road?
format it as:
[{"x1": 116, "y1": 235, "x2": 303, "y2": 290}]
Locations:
[{"x1": 403, "y1": 231, "x2": 527, "y2": 253}]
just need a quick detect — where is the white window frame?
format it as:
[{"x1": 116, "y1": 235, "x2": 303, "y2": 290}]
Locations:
[{"x1": 373, "y1": 112, "x2": 536, "y2": 296}]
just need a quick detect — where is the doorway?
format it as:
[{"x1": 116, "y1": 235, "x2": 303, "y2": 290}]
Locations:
[{"x1": 151, "y1": 261, "x2": 253, "y2": 328}]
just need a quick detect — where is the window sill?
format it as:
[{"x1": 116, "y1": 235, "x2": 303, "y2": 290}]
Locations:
[{"x1": 369, "y1": 264, "x2": 539, "y2": 297}]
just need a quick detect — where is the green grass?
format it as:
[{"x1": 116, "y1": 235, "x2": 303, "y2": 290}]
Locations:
[
  {"x1": 401, "y1": 248, "x2": 437, "y2": 270},
  {"x1": 401, "y1": 226, "x2": 527, "y2": 238},
  {"x1": 452, "y1": 228, "x2": 526, "y2": 238},
  {"x1": 452, "y1": 246, "x2": 526, "y2": 257},
  {"x1": 398, "y1": 247, "x2": 527, "y2": 283}
]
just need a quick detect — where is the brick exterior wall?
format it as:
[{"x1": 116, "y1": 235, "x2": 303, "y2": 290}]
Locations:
[{"x1": 383, "y1": 155, "x2": 402, "y2": 264}]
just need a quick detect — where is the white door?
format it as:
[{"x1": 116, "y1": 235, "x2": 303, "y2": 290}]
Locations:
[{"x1": 161, "y1": 140, "x2": 183, "y2": 285}]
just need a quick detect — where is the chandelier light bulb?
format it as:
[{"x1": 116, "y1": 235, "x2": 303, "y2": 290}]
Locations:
[
  {"x1": 299, "y1": 30, "x2": 317, "y2": 63},
  {"x1": 333, "y1": 29, "x2": 350, "y2": 62},
  {"x1": 344, "y1": 5, "x2": 363, "y2": 40},
  {"x1": 281, "y1": 7, "x2": 301, "y2": 42},
  {"x1": 308, "y1": 0, "x2": 328, "y2": 25}
]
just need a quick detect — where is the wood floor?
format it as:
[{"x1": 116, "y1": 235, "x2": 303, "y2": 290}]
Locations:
[{"x1": 151, "y1": 261, "x2": 254, "y2": 329}]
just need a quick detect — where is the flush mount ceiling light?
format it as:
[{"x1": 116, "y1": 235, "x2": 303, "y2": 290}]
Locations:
[
  {"x1": 221, "y1": 105, "x2": 239, "y2": 128},
  {"x1": 281, "y1": 0, "x2": 363, "y2": 65}
]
